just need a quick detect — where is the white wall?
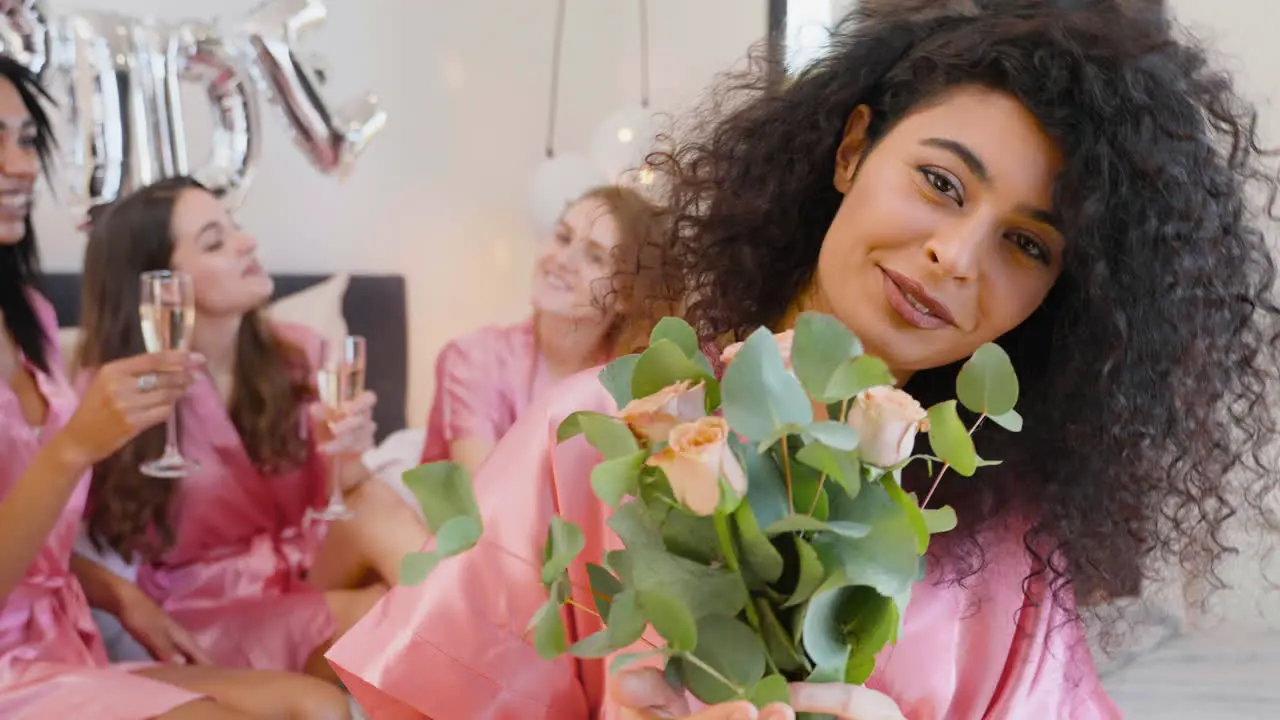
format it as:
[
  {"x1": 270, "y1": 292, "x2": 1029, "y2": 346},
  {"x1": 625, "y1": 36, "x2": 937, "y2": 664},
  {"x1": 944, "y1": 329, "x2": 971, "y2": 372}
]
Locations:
[{"x1": 30, "y1": 0, "x2": 766, "y2": 427}]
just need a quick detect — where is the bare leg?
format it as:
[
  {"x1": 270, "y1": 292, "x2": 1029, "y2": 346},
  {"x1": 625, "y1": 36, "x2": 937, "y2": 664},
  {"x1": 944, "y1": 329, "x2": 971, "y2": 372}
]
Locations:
[
  {"x1": 308, "y1": 479, "x2": 427, "y2": 590},
  {"x1": 156, "y1": 700, "x2": 253, "y2": 720},
  {"x1": 136, "y1": 665, "x2": 351, "y2": 720},
  {"x1": 302, "y1": 583, "x2": 386, "y2": 683}
]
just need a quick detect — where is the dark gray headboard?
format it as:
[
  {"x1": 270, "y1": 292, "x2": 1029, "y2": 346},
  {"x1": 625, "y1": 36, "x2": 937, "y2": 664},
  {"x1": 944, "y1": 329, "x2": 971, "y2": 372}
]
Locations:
[{"x1": 39, "y1": 273, "x2": 408, "y2": 441}]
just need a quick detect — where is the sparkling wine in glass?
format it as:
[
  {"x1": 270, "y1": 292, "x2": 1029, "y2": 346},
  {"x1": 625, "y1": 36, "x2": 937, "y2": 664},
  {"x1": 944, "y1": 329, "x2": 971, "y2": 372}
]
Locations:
[
  {"x1": 309, "y1": 335, "x2": 366, "y2": 521},
  {"x1": 138, "y1": 270, "x2": 199, "y2": 478}
]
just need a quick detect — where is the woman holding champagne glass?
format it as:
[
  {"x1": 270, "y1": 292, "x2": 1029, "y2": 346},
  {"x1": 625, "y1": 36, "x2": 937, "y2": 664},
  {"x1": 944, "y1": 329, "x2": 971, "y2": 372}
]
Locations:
[
  {"x1": 0, "y1": 57, "x2": 351, "y2": 718},
  {"x1": 75, "y1": 176, "x2": 428, "y2": 681}
]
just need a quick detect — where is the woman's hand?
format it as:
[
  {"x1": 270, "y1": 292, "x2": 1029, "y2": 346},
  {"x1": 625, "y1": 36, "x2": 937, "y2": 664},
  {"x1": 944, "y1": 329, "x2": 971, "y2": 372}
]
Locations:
[
  {"x1": 310, "y1": 391, "x2": 378, "y2": 457},
  {"x1": 54, "y1": 351, "x2": 202, "y2": 469},
  {"x1": 112, "y1": 582, "x2": 213, "y2": 666},
  {"x1": 611, "y1": 668, "x2": 907, "y2": 720}
]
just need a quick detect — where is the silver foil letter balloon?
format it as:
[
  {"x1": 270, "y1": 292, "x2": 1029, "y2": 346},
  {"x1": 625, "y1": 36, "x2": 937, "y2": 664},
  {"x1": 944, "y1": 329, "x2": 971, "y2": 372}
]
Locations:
[
  {"x1": 0, "y1": 0, "x2": 50, "y2": 75},
  {"x1": 240, "y1": 0, "x2": 386, "y2": 175},
  {"x1": 44, "y1": 12, "x2": 260, "y2": 212}
]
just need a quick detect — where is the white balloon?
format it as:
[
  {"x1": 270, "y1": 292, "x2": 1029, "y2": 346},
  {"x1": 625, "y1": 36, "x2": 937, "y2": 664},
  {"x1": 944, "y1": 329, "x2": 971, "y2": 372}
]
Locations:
[
  {"x1": 528, "y1": 153, "x2": 608, "y2": 236},
  {"x1": 588, "y1": 106, "x2": 659, "y2": 183}
]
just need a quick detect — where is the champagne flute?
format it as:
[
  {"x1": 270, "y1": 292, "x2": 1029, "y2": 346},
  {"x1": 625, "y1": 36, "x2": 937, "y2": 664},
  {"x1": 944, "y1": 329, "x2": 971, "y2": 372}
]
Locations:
[
  {"x1": 308, "y1": 335, "x2": 367, "y2": 521},
  {"x1": 138, "y1": 270, "x2": 199, "y2": 478}
]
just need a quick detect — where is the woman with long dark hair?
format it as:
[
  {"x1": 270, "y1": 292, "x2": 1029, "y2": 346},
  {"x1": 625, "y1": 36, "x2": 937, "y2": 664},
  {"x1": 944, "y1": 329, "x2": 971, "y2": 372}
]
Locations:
[
  {"x1": 326, "y1": 1, "x2": 1280, "y2": 718},
  {"x1": 77, "y1": 176, "x2": 428, "y2": 682},
  {"x1": 0, "y1": 57, "x2": 351, "y2": 719}
]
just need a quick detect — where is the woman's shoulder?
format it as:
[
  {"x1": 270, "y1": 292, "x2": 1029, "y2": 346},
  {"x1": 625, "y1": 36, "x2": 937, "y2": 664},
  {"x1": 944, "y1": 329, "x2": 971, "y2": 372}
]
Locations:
[{"x1": 442, "y1": 318, "x2": 536, "y2": 359}]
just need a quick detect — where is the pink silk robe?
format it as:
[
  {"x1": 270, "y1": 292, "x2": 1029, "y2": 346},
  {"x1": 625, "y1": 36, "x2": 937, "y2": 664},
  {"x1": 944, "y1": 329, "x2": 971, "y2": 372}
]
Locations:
[
  {"x1": 420, "y1": 318, "x2": 551, "y2": 464},
  {"x1": 97, "y1": 323, "x2": 336, "y2": 672},
  {"x1": 328, "y1": 370, "x2": 1123, "y2": 719},
  {"x1": 0, "y1": 292, "x2": 200, "y2": 718}
]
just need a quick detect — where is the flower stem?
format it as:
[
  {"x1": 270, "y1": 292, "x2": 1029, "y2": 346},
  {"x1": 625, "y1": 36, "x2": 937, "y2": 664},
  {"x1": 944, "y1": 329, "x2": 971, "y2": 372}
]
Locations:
[
  {"x1": 713, "y1": 513, "x2": 765, "y2": 637},
  {"x1": 921, "y1": 414, "x2": 985, "y2": 509},
  {"x1": 780, "y1": 441, "x2": 795, "y2": 513}
]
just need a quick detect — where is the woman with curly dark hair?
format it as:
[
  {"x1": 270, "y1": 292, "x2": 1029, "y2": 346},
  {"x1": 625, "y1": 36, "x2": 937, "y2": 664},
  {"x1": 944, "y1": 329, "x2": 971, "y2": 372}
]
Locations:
[{"x1": 327, "y1": 1, "x2": 1279, "y2": 718}]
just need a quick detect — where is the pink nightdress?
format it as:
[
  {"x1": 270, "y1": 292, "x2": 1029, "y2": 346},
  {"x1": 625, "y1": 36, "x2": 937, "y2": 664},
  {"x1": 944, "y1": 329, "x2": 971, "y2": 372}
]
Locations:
[
  {"x1": 420, "y1": 318, "x2": 552, "y2": 464},
  {"x1": 329, "y1": 369, "x2": 1123, "y2": 720},
  {"x1": 88, "y1": 323, "x2": 337, "y2": 672},
  {"x1": 0, "y1": 292, "x2": 201, "y2": 719}
]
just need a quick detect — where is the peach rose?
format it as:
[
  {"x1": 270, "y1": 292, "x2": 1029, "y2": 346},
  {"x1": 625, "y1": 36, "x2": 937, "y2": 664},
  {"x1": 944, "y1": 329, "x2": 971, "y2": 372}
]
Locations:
[
  {"x1": 616, "y1": 380, "x2": 707, "y2": 443},
  {"x1": 846, "y1": 386, "x2": 929, "y2": 468},
  {"x1": 646, "y1": 417, "x2": 747, "y2": 515},
  {"x1": 720, "y1": 329, "x2": 795, "y2": 370}
]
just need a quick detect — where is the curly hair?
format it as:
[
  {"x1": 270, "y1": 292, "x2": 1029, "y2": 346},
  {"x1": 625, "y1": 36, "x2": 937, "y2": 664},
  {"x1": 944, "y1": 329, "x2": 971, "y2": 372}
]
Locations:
[{"x1": 641, "y1": 0, "x2": 1280, "y2": 616}]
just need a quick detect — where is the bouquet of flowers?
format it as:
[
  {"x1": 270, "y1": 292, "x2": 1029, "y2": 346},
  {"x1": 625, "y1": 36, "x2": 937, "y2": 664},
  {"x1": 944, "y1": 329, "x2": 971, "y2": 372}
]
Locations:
[{"x1": 401, "y1": 312, "x2": 1020, "y2": 713}]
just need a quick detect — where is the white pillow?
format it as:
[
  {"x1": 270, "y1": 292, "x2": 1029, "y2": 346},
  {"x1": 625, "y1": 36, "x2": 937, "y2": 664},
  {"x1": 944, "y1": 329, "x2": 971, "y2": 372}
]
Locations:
[{"x1": 266, "y1": 273, "x2": 350, "y2": 344}]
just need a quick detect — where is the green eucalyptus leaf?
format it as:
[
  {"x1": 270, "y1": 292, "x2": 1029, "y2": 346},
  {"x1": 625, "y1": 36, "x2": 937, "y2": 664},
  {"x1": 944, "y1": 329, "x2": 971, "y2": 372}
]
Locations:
[
  {"x1": 402, "y1": 461, "x2": 479, "y2": 536},
  {"x1": 926, "y1": 400, "x2": 977, "y2": 477},
  {"x1": 398, "y1": 551, "x2": 441, "y2": 586},
  {"x1": 804, "y1": 421, "x2": 859, "y2": 452},
  {"x1": 756, "y1": 423, "x2": 806, "y2": 454},
  {"x1": 801, "y1": 585, "x2": 897, "y2": 682},
  {"x1": 605, "y1": 550, "x2": 634, "y2": 584},
  {"x1": 632, "y1": 339, "x2": 720, "y2": 409},
  {"x1": 795, "y1": 442, "x2": 862, "y2": 499},
  {"x1": 610, "y1": 649, "x2": 666, "y2": 675},
  {"x1": 814, "y1": 483, "x2": 923, "y2": 602},
  {"x1": 879, "y1": 479, "x2": 928, "y2": 555},
  {"x1": 542, "y1": 516, "x2": 586, "y2": 585},
  {"x1": 765, "y1": 514, "x2": 873, "y2": 539},
  {"x1": 757, "y1": 599, "x2": 807, "y2": 674},
  {"x1": 923, "y1": 506, "x2": 958, "y2": 534},
  {"x1": 629, "y1": 544, "x2": 749, "y2": 619},
  {"x1": 434, "y1": 516, "x2": 483, "y2": 557},
  {"x1": 792, "y1": 312, "x2": 863, "y2": 403},
  {"x1": 956, "y1": 343, "x2": 1019, "y2": 417},
  {"x1": 989, "y1": 408, "x2": 1023, "y2": 433},
  {"x1": 650, "y1": 317, "x2": 700, "y2": 358},
  {"x1": 600, "y1": 354, "x2": 642, "y2": 408},
  {"x1": 639, "y1": 591, "x2": 699, "y2": 651},
  {"x1": 605, "y1": 589, "x2": 647, "y2": 648},
  {"x1": 556, "y1": 412, "x2": 587, "y2": 443},
  {"x1": 578, "y1": 412, "x2": 641, "y2": 460},
  {"x1": 737, "y1": 435, "x2": 790, "y2": 529},
  {"x1": 784, "y1": 537, "x2": 826, "y2": 608},
  {"x1": 609, "y1": 499, "x2": 667, "y2": 552},
  {"x1": 749, "y1": 674, "x2": 792, "y2": 708},
  {"x1": 680, "y1": 615, "x2": 769, "y2": 705},
  {"x1": 825, "y1": 355, "x2": 895, "y2": 401},
  {"x1": 845, "y1": 654, "x2": 877, "y2": 685},
  {"x1": 527, "y1": 591, "x2": 569, "y2": 660},
  {"x1": 591, "y1": 450, "x2": 647, "y2": 508},
  {"x1": 789, "y1": 461, "x2": 831, "y2": 521},
  {"x1": 567, "y1": 628, "x2": 617, "y2": 658},
  {"x1": 733, "y1": 500, "x2": 784, "y2": 587},
  {"x1": 722, "y1": 328, "x2": 813, "y2": 441},
  {"x1": 586, "y1": 563, "x2": 622, "y2": 616},
  {"x1": 662, "y1": 511, "x2": 722, "y2": 565}
]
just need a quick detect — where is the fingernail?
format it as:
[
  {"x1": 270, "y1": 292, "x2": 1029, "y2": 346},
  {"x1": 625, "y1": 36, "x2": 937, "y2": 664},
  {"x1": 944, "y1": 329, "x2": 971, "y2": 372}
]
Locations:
[
  {"x1": 730, "y1": 710, "x2": 754, "y2": 720},
  {"x1": 189, "y1": 353, "x2": 206, "y2": 365}
]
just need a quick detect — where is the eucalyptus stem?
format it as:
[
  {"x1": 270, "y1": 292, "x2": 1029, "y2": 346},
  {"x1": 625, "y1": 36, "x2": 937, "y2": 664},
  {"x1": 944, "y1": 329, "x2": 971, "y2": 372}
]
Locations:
[
  {"x1": 806, "y1": 399, "x2": 850, "y2": 516},
  {"x1": 780, "y1": 441, "x2": 795, "y2": 513},
  {"x1": 922, "y1": 413, "x2": 985, "y2": 509},
  {"x1": 713, "y1": 512, "x2": 765, "y2": 635}
]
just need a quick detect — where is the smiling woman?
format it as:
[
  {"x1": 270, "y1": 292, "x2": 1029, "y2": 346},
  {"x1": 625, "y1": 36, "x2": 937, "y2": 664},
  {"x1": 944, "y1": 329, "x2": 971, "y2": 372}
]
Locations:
[{"x1": 417, "y1": 185, "x2": 671, "y2": 474}]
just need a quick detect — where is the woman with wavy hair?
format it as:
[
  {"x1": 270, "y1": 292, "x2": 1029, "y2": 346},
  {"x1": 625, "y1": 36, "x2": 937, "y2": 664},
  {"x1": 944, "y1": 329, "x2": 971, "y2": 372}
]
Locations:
[
  {"x1": 328, "y1": 1, "x2": 1280, "y2": 718},
  {"x1": 76, "y1": 177, "x2": 428, "y2": 683},
  {"x1": 0, "y1": 57, "x2": 350, "y2": 718}
]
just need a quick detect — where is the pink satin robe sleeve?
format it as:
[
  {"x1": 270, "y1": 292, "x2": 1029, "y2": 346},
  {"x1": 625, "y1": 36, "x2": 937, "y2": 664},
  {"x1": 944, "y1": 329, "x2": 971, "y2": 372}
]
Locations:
[
  {"x1": 420, "y1": 319, "x2": 547, "y2": 463},
  {"x1": 88, "y1": 322, "x2": 337, "y2": 672},
  {"x1": 329, "y1": 369, "x2": 1121, "y2": 720},
  {"x1": 0, "y1": 291, "x2": 201, "y2": 718}
]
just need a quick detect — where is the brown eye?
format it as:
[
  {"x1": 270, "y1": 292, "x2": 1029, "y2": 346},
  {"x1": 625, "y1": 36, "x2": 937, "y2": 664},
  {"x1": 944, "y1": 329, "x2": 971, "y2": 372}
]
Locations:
[
  {"x1": 1008, "y1": 231, "x2": 1050, "y2": 265},
  {"x1": 920, "y1": 166, "x2": 964, "y2": 206}
]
